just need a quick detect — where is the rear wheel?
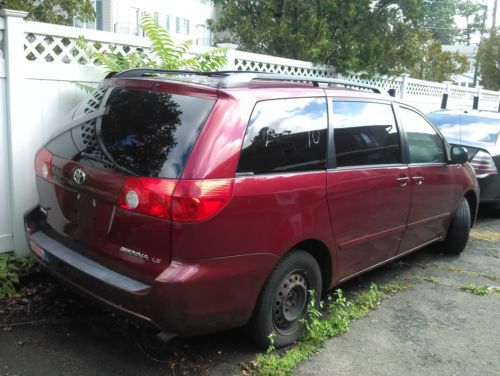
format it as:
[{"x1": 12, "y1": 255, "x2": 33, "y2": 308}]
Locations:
[
  {"x1": 442, "y1": 197, "x2": 471, "y2": 255},
  {"x1": 249, "y1": 250, "x2": 322, "y2": 348}
]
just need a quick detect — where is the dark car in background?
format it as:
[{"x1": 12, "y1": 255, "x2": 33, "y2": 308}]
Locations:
[{"x1": 428, "y1": 110, "x2": 500, "y2": 211}]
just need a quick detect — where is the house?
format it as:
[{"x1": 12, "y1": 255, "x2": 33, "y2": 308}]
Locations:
[{"x1": 76, "y1": 0, "x2": 217, "y2": 46}]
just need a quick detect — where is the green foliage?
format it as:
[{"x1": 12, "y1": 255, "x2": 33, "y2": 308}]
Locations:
[
  {"x1": 211, "y1": 0, "x2": 424, "y2": 76},
  {"x1": 458, "y1": 1, "x2": 487, "y2": 45},
  {"x1": 0, "y1": 253, "x2": 19, "y2": 298},
  {"x1": 250, "y1": 283, "x2": 411, "y2": 376},
  {"x1": 459, "y1": 283, "x2": 489, "y2": 296},
  {"x1": 422, "y1": 0, "x2": 460, "y2": 44},
  {"x1": 0, "y1": 0, "x2": 95, "y2": 25},
  {"x1": 410, "y1": 31, "x2": 468, "y2": 82},
  {"x1": 477, "y1": 30, "x2": 500, "y2": 91},
  {"x1": 78, "y1": 14, "x2": 227, "y2": 73}
]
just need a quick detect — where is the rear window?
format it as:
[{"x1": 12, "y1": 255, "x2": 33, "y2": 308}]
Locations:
[
  {"x1": 47, "y1": 88, "x2": 215, "y2": 178},
  {"x1": 101, "y1": 88, "x2": 215, "y2": 178}
]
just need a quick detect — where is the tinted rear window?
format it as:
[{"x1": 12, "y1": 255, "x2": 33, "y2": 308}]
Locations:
[{"x1": 99, "y1": 88, "x2": 214, "y2": 178}]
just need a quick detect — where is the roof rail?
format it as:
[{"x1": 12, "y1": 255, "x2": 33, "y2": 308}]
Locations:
[
  {"x1": 109, "y1": 68, "x2": 209, "y2": 78},
  {"x1": 218, "y1": 71, "x2": 382, "y2": 93},
  {"x1": 108, "y1": 69, "x2": 382, "y2": 94}
]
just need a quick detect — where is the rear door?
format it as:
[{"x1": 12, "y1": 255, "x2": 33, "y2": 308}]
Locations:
[
  {"x1": 396, "y1": 105, "x2": 458, "y2": 253},
  {"x1": 39, "y1": 84, "x2": 216, "y2": 282},
  {"x1": 326, "y1": 99, "x2": 411, "y2": 280}
]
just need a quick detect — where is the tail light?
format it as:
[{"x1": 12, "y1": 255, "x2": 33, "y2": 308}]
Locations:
[
  {"x1": 118, "y1": 177, "x2": 177, "y2": 220},
  {"x1": 118, "y1": 177, "x2": 234, "y2": 222},
  {"x1": 35, "y1": 147, "x2": 53, "y2": 181},
  {"x1": 171, "y1": 179, "x2": 234, "y2": 222},
  {"x1": 470, "y1": 150, "x2": 498, "y2": 177}
]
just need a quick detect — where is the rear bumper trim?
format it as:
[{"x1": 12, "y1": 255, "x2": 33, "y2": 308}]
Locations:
[{"x1": 30, "y1": 231, "x2": 151, "y2": 292}]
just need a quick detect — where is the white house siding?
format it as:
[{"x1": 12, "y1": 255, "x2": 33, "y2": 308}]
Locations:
[{"x1": 104, "y1": 0, "x2": 217, "y2": 46}]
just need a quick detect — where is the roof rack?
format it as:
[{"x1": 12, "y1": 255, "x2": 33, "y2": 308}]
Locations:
[{"x1": 109, "y1": 69, "x2": 382, "y2": 94}]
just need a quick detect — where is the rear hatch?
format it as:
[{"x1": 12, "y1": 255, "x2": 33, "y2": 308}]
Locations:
[{"x1": 36, "y1": 81, "x2": 216, "y2": 282}]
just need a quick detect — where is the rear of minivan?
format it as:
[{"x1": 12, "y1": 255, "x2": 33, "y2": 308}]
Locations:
[{"x1": 25, "y1": 77, "x2": 279, "y2": 335}]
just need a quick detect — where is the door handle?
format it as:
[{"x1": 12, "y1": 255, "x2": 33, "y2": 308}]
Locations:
[
  {"x1": 412, "y1": 176, "x2": 424, "y2": 185},
  {"x1": 396, "y1": 177, "x2": 410, "y2": 186}
]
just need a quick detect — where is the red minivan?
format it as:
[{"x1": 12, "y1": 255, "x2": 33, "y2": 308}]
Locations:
[{"x1": 25, "y1": 70, "x2": 478, "y2": 347}]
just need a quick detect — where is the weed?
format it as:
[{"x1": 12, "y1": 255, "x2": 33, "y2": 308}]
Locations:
[
  {"x1": 459, "y1": 283, "x2": 490, "y2": 296},
  {"x1": 248, "y1": 283, "x2": 409, "y2": 376},
  {"x1": 0, "y1": 253, "x2": 36, "y2": 299},
  {"x1": 0, "y1": 253, "x2": 19, "y2": 298}
]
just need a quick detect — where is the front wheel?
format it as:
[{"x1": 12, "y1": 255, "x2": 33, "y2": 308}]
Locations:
[
  {"x1": 248, "y1": 250, "x2": 322, "y2": 348},
  {"x1": 442, "y1": 197, "x2": 471, "y2": 255}
]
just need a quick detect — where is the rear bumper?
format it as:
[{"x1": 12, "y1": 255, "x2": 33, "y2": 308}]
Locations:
[
  {"x1": 477, "y1": 174, "x2": 500, "y2": 204},
  {"x1": 25, "y1": 207, "x2": 278, "y2": 336}
]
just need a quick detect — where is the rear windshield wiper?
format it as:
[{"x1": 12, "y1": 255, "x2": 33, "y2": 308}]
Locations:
[{"x1": 79, "y1": 152, "x2": 138, "y2": 177}]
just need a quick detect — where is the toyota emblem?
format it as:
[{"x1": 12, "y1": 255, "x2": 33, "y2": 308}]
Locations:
[{"x1": 73, "y1": 168, "x2": 86, "y2": 184}]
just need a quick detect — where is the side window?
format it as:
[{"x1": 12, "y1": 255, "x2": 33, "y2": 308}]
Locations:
[
  {"x1": 399, "y1": 108, "x2": 446, "y2": 164},
  {"x1": 237, "y1": 97, "x2": 328, "y2": 174},
  {"x1": 331, "y1": 101, "x2": 401, "y2": 167}
]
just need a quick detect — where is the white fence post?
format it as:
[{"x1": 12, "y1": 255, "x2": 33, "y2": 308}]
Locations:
[
  {"x1": 217, "y1": 43, "x2": 238, "y2": 71},
  {"x1": 400, "y1": 73, "x2": 410, "y2": 100},
  {"x1": 0, "y1": 12, "x2": 15, "y2": 253},
  {"x1": 1, "y1": 9, "x2": 30, "y2": 256}
]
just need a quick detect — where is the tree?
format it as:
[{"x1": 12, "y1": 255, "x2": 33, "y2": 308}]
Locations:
[
  {"x1": 477, "y1": 29, "x2": 500, "y2": 90},
  {"x1": 422, "y1": 0, "x2": 460, "y2": 44},
  {"x1": 458, "y1": 0, "x2": 487, "y2": 45},
  {"x1": 210, "y1": 0, "x2": 424, "y2": 76},
  {"x1": 0, "y1": 0, "x2": 95, "y2": 25},
  {"x1": 410, "y1": 31, "x2": 468, "y2": 82}
]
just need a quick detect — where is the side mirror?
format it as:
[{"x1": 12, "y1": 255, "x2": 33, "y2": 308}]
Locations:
[{"x1": 450, "y1": 145, "x2": 468, "y2": 164}]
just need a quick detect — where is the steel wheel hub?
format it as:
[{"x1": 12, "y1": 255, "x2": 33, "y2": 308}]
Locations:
[{"x1": 272, "y1": 271, "x2": 308, "y2": 331}]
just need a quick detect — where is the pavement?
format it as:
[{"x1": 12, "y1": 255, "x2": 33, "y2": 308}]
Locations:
[{"x1": 0, "y1": 208, "x2": 499, "y2": 376}]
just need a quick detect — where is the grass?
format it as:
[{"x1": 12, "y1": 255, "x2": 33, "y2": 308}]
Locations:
[
  {"x1": 245, "y1": 283, "x2": 412, "y2": 376},
  {"x1": 432, "y1": 263, "x2": 500, "y2": 283},
  {"x1": 459, "y1": 283, "x2": 490, "y2": 296},
  {"x1": 469, "y1": 229, "x2": 500, "y2": 242}
]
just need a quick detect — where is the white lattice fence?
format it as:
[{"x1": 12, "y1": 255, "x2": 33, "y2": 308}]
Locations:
[
  {"x1": 23, "y1": 21, "x2": 151, "y2": 66},
  {"x1": 341, "y1": 74, "x2": 402, "y2": 94},
  {"x1": 231, "y1": 50, "x2": 337, "y2": 78}
]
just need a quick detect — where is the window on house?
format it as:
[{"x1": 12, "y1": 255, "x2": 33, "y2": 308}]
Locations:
[
  {"x1": 154, "y1": 12, "x2": 159, "y2": 23},
  {"x1": 176, "y1": 17, "x2": 190, "y2": 35},
  {"x1": 165, "y1": 15, "x2": 170, "y2": 31},
  {"x1": 196, "y1": 24, "x2": 213, "y2": 46}
]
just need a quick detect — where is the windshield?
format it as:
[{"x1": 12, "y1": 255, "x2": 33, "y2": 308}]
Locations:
[{"x1": 428, "y1": 112, "x2": 500, "y2": 146}]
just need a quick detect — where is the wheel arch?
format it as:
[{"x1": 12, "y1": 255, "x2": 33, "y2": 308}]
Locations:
[{"x1": 290, "y1": 239, "x2": 333, "y2": 298}]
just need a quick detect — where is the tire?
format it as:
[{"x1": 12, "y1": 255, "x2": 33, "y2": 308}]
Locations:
[
  {"x1": 442, "y1": 197, "x2": 471, "y2": 255},
  {"x1": 248, "y1": 249, "x2": 322, "y2": 348}
]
